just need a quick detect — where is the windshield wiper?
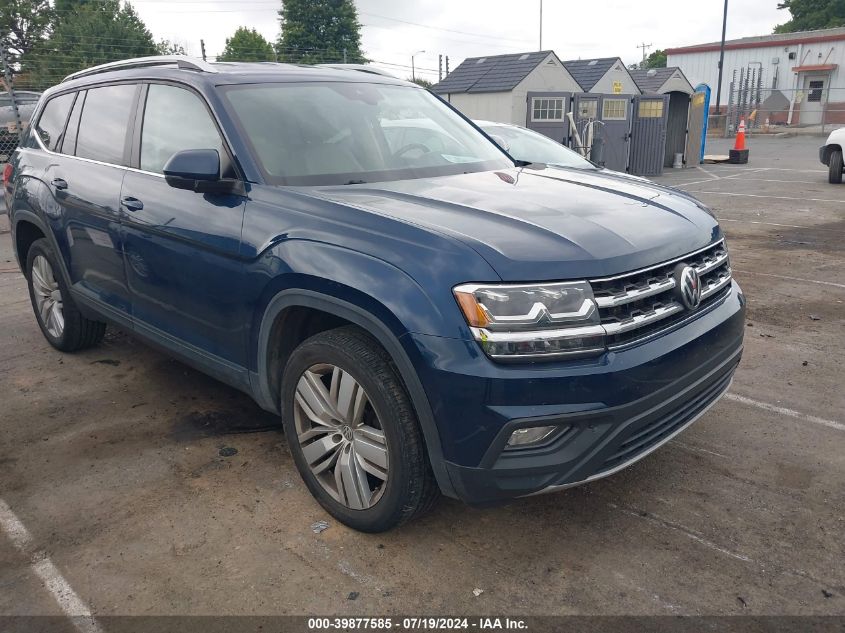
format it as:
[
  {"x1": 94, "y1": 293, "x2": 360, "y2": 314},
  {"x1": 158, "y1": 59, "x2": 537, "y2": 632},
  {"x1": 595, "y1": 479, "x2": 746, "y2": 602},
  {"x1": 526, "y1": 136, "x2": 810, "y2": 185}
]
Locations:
[{"x1": 343, "y1": 179, "x2": 367, "y2": 185}]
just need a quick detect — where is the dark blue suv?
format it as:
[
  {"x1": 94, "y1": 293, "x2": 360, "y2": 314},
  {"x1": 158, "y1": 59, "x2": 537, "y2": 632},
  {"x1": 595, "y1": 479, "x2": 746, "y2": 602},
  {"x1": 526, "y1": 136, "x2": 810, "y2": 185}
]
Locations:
[{"x1": 3, "y1": 57, "x2": 744, "y2": 531}]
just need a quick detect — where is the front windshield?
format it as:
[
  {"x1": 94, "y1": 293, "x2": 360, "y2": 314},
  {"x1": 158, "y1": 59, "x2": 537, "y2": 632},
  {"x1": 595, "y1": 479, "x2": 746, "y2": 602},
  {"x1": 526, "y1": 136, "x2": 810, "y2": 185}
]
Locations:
[
  {"x1": 482, "y1": 124, "x2": 596, "y2": 170},
  {"x1": 223, "y1": 82, "x2": 511, "y2": 186}
]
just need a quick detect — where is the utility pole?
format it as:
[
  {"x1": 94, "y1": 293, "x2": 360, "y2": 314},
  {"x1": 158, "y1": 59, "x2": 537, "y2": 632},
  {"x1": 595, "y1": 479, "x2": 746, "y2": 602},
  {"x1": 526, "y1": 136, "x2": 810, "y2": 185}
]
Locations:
[
  {"x1": 715, "y1": 0, "x2": 729, "y2": 113},
  {"x1": 200, "y1": 39, "x2": 207, "y2": 62},
  {"x1": 445, "y1": 56, "x2": 450, "y2": 77},
  {"x1": 411, "y1": 49, "x2": 425, "y2": 82},
  {"x1": 343, "y1": 48, "x2": 347, "y2": 63},
  {"x1": 439, "y1": 54, "x2": 443, "y2": 81},
  {"x1": 637, "y1": 42, "x2": 652, "y2": 65},
  {"x1": 539, "y1": 0, "x2": 543, "y2": 50}
]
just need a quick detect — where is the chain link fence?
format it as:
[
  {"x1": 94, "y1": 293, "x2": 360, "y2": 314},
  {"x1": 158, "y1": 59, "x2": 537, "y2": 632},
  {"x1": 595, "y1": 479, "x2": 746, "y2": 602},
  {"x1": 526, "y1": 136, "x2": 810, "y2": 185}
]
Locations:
[{"x1": 708, "y1": 85, "x2": 845, "y2": 138}]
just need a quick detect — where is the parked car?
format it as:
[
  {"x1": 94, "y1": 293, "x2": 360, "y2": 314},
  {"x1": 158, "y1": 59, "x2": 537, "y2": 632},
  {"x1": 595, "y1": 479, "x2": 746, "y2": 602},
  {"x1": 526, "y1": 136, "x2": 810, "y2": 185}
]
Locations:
[
  {"x1": 3, "y1": 57, "x2": 744, "y2": 532},
  {"x1": 820, "y1": 127, "x2": 844, "y2": 184},
  {"x1": 0, "y1": 90, "x2": 41, "y2": 161}
]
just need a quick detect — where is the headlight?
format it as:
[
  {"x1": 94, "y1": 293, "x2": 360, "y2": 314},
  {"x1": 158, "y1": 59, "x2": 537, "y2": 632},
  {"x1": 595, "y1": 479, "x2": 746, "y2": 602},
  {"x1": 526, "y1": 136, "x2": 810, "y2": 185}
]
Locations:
[{"x1": 453, "y1": 281, "x2": 605, "y2": 360}]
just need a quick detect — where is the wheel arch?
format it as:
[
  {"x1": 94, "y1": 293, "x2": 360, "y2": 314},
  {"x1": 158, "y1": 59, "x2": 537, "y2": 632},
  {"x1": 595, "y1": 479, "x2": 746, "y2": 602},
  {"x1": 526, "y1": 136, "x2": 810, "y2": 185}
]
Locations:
[
  {"x1": 822, "y1": 143, "x2": 842, "y2": 165},
  {"x1": 252, "y1": 289, "x2": 457, "y2": 498}
]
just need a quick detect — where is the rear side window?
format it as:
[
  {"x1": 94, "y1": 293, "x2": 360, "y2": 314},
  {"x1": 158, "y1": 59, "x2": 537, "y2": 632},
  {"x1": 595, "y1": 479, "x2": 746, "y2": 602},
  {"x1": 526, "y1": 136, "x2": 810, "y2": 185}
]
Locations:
[
  {"x1": 140, "y1": 84, "x2": 224, "y2": 174},
  {"x1": 75, "y1": 84, "x2": 137, "y2": 165},
  {"x1": 61, "y1": 91, "x2": 85, "y2": 156},
  {"x1": 35, "y1": 92, "x2": 74, "y2": 151}
]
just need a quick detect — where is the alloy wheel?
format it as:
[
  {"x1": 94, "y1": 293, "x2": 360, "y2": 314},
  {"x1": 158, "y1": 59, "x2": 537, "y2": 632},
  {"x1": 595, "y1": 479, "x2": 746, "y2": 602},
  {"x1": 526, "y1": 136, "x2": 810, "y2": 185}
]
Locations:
[
  {"x1": 293, "y1": 363, "x2": 389, "y2": 510},
  {"x1": 31, "y1": 255, "x2": 64, "y2": 339}
]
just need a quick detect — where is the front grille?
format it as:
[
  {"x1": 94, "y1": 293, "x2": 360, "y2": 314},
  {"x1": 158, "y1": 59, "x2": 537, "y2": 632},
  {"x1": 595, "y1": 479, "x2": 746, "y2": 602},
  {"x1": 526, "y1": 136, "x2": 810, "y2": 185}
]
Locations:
[
  {"x1": 591, "y1": 240, "x2": 732, "y2": 347},
  {"x1": 601, "y1": 363, "x2": 735, "y2": 471}
]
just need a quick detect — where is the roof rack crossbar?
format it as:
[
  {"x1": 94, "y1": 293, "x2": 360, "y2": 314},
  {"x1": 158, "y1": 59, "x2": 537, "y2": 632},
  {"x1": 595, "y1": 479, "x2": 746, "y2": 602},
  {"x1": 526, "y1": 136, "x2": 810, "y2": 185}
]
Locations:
[{"x1": 62, "y1": 56, "x2": 216, "y2": 83}]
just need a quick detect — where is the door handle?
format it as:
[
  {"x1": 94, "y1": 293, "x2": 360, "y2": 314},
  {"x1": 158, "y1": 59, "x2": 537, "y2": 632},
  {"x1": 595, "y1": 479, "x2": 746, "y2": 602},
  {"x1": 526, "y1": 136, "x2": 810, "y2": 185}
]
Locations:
[
  {"x1": 51, "y1": 178, "x2": 68, "y2": 190},
  {"x1": 121, "y1": 196, "x2": 144, "y2": 212}
]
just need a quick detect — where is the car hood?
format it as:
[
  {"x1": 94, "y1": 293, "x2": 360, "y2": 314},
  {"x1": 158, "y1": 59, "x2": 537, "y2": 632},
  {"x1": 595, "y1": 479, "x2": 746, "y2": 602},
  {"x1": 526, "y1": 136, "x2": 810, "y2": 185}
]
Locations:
[{"x1": 310, "y1": 166, "x2": 721, "y2": 281}]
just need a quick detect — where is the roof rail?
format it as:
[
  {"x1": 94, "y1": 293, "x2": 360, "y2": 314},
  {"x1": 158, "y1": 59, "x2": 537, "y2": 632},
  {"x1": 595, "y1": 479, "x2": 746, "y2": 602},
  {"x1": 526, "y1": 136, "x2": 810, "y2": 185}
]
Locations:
[
  {"x1": 62, "y1": 56, "x2": 216, "y2": 83},
  {"x1": 317, "y1": 63, "x2": 397, "y2": 78}
]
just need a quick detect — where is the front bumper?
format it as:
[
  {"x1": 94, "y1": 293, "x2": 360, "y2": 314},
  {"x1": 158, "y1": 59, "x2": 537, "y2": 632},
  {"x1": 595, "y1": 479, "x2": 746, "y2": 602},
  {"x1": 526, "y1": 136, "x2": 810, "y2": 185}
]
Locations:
[{"x1": 405, "y1": 282, "x2": 745, "y2": 503}]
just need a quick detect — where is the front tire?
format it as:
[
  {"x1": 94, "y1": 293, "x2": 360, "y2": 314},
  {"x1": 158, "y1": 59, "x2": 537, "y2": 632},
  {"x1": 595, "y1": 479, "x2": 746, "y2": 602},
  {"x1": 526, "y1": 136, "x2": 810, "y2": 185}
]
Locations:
[
  {"x1": 281, "y1": 326, "x2": 438, "y2": 532},
  {"x1": 829, "y1": 148, "x2": 843, "y2": 184},
  {"x1": 25, "y1": 238, "x2": 106, "y2": 352}
]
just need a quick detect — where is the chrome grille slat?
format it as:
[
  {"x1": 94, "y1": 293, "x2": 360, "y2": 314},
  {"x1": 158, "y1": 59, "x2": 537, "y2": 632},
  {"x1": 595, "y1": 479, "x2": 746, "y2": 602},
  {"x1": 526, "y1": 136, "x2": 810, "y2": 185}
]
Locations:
[
  {"x1": 590, "y1": 240, "x2": 732, "y2": 347},
  {"x1": 602, "y1": 302, "x2": 684, "y2": 335},
  {"x1": 594, "y1": 277, "x2": 676, "y2": 308}
]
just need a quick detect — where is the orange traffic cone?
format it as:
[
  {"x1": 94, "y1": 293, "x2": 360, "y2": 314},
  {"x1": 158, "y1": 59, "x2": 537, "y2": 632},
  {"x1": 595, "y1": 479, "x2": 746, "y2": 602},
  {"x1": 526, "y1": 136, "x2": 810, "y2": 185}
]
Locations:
[{"x1": 729, "y1": 118, "x2": 749, "y2": 164}]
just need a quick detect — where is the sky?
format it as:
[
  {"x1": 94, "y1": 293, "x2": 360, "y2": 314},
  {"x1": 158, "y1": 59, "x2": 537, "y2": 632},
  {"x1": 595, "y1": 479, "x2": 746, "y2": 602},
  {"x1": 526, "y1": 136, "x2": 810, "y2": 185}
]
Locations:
[{"x1": 130, "y1": 0, "x2": 785, "y2": 80}]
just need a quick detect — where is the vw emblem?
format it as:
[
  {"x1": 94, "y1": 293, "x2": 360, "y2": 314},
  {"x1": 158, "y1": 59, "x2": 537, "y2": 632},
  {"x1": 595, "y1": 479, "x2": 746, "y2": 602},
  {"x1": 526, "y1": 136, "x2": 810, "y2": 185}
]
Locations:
[{"x1": 674, "y1": 264, "x2": 702, "y2": 310}]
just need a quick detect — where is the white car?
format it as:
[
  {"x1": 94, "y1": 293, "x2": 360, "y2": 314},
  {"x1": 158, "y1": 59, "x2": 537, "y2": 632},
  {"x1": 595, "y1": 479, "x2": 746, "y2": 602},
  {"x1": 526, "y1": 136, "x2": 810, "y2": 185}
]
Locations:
[{"x1": 820, "y1": 127, "x2": 844, "y2": 184}]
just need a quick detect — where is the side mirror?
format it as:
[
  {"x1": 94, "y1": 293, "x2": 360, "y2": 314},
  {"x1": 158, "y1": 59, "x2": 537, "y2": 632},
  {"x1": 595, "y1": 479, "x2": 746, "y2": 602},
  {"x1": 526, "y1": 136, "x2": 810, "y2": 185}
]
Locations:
[{"x1": 163, "y1": 149, "x2": 242, "y2": 194}]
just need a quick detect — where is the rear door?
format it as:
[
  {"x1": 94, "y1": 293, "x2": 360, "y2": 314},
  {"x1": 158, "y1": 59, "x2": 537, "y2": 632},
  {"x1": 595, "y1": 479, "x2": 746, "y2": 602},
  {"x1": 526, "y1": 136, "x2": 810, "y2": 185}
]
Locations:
[
  {"x1": 629, "y1": 95, "x2": 669, "y2": 176},
  {"x1": 120, "y1": 82, "x2": 248, "y2": 368},
  {"x1": 38, "y1": 84, "x2": 137, "y2": 317},
  {"x1": 525, "y1": 92, "x2": 570, "y2": 143}
]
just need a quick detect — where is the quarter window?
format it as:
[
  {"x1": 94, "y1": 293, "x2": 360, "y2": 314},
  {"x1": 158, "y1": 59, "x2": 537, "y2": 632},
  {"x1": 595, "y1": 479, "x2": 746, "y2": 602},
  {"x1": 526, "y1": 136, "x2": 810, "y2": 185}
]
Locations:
[
  {"x1": 531, "y1": 98, "x2": 564, "y2": 121},
  {"x1": 602, "y1": 98, "x2": 628, "y2": 120},
  {"x1": 35, "y1": 92, "x2": 74, "y2": 151},
  {"x1": 140, "y1": 84, "x2": 224, "y2": 174},
  {"x1": 75, "y1": 84, "x2": 137, "y2": 165}
]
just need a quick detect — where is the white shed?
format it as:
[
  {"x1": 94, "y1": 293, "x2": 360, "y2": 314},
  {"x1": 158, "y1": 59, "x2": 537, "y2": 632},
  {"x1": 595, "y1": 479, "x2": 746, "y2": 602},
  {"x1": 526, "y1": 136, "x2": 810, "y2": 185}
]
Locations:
[{"x1": 430, "y1": 51, "x2": 580, "y2": 125}]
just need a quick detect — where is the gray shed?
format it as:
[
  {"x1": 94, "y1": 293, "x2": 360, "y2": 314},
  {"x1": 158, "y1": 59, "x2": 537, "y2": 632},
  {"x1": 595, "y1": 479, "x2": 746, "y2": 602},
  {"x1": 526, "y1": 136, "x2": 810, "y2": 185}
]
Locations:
[
  {"x1": 430, "y1": 51, "x2": 580, "y2": 125},
  {"x1": 630, "y1": 67, "x2": 695, "y2": 168}
]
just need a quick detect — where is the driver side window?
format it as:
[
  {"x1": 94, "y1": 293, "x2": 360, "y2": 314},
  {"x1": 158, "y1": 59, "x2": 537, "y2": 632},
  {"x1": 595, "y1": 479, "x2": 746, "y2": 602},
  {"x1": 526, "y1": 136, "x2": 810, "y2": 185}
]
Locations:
[{"x1": 140, "y1": 84, "x2": 225, "y2": 174}]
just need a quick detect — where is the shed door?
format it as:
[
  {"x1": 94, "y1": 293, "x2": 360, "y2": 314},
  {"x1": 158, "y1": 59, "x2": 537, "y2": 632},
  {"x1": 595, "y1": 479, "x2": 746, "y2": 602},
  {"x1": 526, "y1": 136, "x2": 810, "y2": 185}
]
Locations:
[
  {"x1": 571, "y1": 94, "x2": 600, "y2": 156},
  {"x1": 597, "y1": 95, "x2": 633, "y2": 172},
  {"x1": 685, "y1": 91, "x2": 706, "y2": 167},
  {"x1": 629, "y1": 95, "x2": 669, "y2": 176},
  {"x1": 525, "y1": 92, "x2": 570, "y2": 143},
  {"x1": 664, "y1": 92, "x2": 689, "y2": 168}
]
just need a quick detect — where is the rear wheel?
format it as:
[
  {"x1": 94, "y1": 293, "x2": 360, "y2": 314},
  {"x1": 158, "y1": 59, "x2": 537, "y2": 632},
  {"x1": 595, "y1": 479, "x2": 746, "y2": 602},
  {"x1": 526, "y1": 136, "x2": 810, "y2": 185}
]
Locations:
[
  {"x1": 829, "y1": 148, "x2": 843, "y2": 184},
  {"x1": 281, "y1": 326, "x2": 438, "y2": 532},
  {"x1": 26, "y1": 239, "x2": 106, "y2": 351}
]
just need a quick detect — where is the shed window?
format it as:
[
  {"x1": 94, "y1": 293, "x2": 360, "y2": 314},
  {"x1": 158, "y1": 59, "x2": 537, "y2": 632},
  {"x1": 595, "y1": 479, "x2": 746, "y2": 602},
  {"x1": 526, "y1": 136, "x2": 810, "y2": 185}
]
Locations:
[
  {"x1": 577, "y1": 99, "x2": 598, "y2": 120},
  {"x1": 531, "y1": 98, "x2": 564, "y2": 121},
  {"x1": 602, "y1": 98, "x2": 628, "y2": 120},
  {"x1": 637, "y1": 100, "x2": 665, "y2": 118}
]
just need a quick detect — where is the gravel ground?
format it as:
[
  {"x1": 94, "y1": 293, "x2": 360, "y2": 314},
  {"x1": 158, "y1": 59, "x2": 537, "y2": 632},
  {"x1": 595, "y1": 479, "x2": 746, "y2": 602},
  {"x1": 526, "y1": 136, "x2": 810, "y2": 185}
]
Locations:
[{"x1": 0, "y1": 134, "x2": 843, "y2": 622}]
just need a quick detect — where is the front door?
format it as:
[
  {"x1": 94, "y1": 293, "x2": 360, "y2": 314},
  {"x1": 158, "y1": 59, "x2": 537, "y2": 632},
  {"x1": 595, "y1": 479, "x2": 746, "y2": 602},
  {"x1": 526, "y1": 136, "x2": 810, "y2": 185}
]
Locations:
[
  {"x1": 525, "y1": 92, "x2": 570, "y2": 144},
  {"x1": 120, "y1": 82, "x2": 248, "y2": 368},
  {"x1": 801, "y1": 75, "x2": 826, "y2": 126}
]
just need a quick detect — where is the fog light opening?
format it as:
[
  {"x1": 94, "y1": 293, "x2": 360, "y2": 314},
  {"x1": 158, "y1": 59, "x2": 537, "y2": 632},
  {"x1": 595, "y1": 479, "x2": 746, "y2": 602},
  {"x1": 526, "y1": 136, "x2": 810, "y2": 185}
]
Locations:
[{"x1": 506, "y1": 425, "x2": 561, "y2": 448}]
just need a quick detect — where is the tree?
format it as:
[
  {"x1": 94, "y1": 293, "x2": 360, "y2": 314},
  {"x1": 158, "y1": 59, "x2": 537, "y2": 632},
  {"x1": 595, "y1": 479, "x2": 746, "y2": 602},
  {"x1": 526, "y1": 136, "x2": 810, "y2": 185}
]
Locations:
[
  {"x1": 0, "y1": 0, "x2": 54, "y2": 67},
  {"x1": 156, "y1": 38, "x2": 187, "y2": 55},
  {"x1": 22, "y1": 0, "x2": 157, "y2": 89},
  {"x1": 775, "y1": 0, "x2": 845, "y2": 32},
  {"x1": 218, "y1": 27, "x2": 275, "y2": 62},
  {"x1": 629, "y1": 49, "x2": 667, "y2": 70},
  {"x1": 276, "y1": 0, "x2": 364, "y2": 64},
  {"x1": 407, "y1": 77, "x2": 432, "y2": 88}
]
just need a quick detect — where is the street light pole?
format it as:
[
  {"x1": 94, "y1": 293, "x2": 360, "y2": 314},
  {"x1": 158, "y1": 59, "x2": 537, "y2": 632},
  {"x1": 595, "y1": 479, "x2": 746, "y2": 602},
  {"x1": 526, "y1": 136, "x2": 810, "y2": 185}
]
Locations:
[
  {"x1": 539, "y1": 0, "x2": 543, "y2": 50},
  {"x1": 412, "y1": 49, "x2": 425, "y2": 82}
]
